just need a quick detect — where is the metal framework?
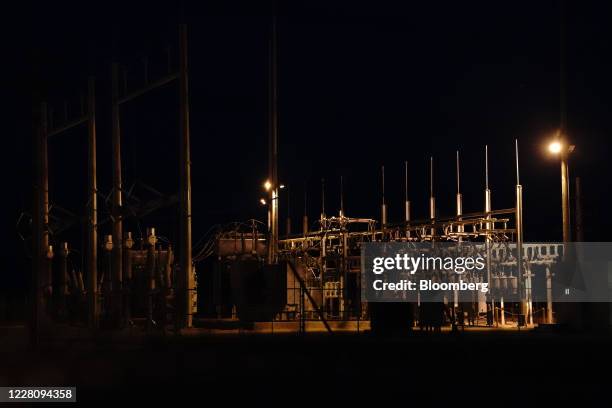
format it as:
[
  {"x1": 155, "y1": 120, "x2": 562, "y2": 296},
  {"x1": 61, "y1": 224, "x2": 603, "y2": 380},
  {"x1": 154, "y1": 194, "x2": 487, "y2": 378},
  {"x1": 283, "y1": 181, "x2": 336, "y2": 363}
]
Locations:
[
  {"x1": 32, "y1": 78, "x2": 97, "y2": 343},
  {"x1": 200, "y1": 140, "x2": 566, "y2": 333},
  {"x1": 32, "y1": 24, "x2": 194, "y2": 340}
]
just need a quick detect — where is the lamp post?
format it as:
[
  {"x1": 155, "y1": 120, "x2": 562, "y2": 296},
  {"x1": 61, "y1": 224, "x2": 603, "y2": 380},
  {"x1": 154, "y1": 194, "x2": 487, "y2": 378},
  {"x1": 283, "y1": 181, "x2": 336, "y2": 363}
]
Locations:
[
  {"x1": 548, "y1": 139, "x2": 575, "y2": 243},
  {"x1": 262, "y1": 180, "x2": 284, "y2": 264},
  {"x1": 548, "y1": 138, "x2": 576, "y2": 327}
]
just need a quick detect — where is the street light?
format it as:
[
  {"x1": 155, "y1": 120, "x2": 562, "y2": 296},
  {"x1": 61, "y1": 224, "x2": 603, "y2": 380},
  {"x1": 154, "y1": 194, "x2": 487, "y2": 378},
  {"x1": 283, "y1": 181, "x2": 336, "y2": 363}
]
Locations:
[
  {"x1": 548, "y1": 137, "x2": 575, "y2": 243},
  {"x1": 548, "y1": 141, "x2": 562, "y2": 154},
  {"x1": 262, "y1": 179, "x2": 279, "y2": 263}
]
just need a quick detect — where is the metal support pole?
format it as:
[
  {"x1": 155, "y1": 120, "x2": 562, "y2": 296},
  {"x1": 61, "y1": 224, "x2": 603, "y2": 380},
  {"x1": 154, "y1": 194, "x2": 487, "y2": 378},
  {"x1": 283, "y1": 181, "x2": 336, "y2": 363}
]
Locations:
[
  {"x1": 381, "y1": 165, "x2": 387, "y2": 229},
  {"x1": 267, "y1": 17, "x2": 279, "y2": 264},
  {"x1": 87, "y1": 77, "x2": 99, "y2": 329},
  {"x1": 178, "y1": 23, "x2": 193, "y2": 328},
  {"x1": 320, "y1": 178, "x2": 326, "y2": 231},
  {"x1": 515, "y1": 140, "x2": 525, "y2": 326},
  {"x1": 453, "y1": 152, "x2": 462, "y2": 328},
  {"x1": 404, "y1": 161, "x2": 411, "y2": 237},
  {"x1": 41, "y1": 105, "x2": 51, "y2": 305},
  {"x1": 31, "y1": 103, "x2": 46, "y2": 345},
  {"x1": 123, "y1": 232, "x2": 133, "y2": 325},
  {"x1": 145, "y1": 233, "x2": 156, "y2": 331},
  {"x1": 429, "y1": 157, "x2": 435, "y2": 236},
  {"x1": 339, "y1": 176, "x2": 344, "y2": 218},
  {"x1": 516, "y1": 184, "x2": 525, "y2": 324},
  {"x1": 286, "y1": 185, "x2": 291, "y2": 235},
  {"x1": 57, "y1": 242, "x2": 69, "y2": 320},
  {"x1": 575, "y1": 177, "x2": 583, "y2": 242},
  {"x1": 546, "y1": 266, "x2": 554, "y2": 323},
  {"x1": 340, "y1": 176, "x2": 348, "y2": 317},
  {"x1": 456, "y1": 151, "x2": 463, "y2": 233},
  {"x1": 37, "y1": 102, "x2": 54, "y2": 332},
  {"x1": 111, "y1": 66, "x2": 123, "y2": 327},
  {"x1": 484, "y1": 146, "x2": 495, "y2": 325},
  {"x1": 561, "y1": 156, "x2": 571, "y2": 243},
  {"x1": 303, "y1": 185, "x2": 308, "y2": 236},
  {"x1": 526, "y1": 263, "x2": 533, "y2": 326},
  {"x1": 300, "y1": 286, "x2": 305, "y2": 334}
]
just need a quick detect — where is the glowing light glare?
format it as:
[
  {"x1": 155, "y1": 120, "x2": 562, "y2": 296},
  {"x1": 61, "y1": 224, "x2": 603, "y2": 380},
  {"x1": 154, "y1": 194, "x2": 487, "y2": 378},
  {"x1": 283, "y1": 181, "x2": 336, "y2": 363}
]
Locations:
[
  {"x1": 264, "y1": 180, "x2": 272, "y2": 191},
  {"x1": 259, "y1": 198, "x2": 267, "y2": 206},
  {"x1": 279, "y1": 184, "x2": 286, "y2": 189},
  {"x1": 549, "y1": 141, "x2": 563, "y2": 154}
]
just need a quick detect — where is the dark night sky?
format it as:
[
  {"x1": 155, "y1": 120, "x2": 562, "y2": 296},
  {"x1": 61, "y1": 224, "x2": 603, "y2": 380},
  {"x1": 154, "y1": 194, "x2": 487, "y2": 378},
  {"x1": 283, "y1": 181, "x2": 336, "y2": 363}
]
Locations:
[{"x1": 5, "y1": 0, "x2": 612, "y2": 292}]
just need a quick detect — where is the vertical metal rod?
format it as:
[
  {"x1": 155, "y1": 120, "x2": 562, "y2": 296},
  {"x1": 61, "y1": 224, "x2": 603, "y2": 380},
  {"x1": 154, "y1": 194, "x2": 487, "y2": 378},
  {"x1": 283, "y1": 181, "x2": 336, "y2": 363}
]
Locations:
[
  {"x1": 429, "y1": 156, "x2": 433, "y2": 198},
  {"x1": 575, "y1": 177, "x2": 583, "y2": 242},
  {"x1": 123, "y1": 233, "x2": 133, "y2": 323},
  {"x1": 145, "y1": 237, "x2": 155, "y2": 330},
  {"x1": 404, "y1": 161, "x2": 410, "y2": 221},
  {"x1": 41, "y1": 103, "x2": 51, "y2": 309},
  {"x1": 561, "y1": 156, "x2": 571, "y2": 243},
  {"x1": 485, "y1": 145, "x2": 489, "y2": 190},
  {"x1": 429, "y1": 156, "x2": 435, "y2": 219},
  {"x1": 556, "y1": 0, "x2": 570, "y2": 292},
  {"x1": 320, "y1": 178, "x2": 325, "y2": 230},
  {"x1": 484, "y1": 146, "x2": 493, "y2": 324},
  {"x1": 286, "y1": 185, "x2": 291, "y2": 235},
  {"x1": 484, "y1": 146, "x2": 492, "y2": 229},
  {"x1": 560, "y1": 0, "x2": 566, "y2": 134},
  {"x1": 111, "y1": 65, "x2": 123, "y2": 326},
  {"x1": 515, "y1": 140, "x2": 520, "y2": 185},
  {"x1": 87, "y1": 77, "x2": 99, "y2": 329},
  {"x1": 303, "y1": 183, "x2": 308, "y2": 235},
  {"x1": 404, "y1": 161, "x2": 411, "y2": 237},
  {"x1": 31, "y1": 102, "x2": 46, "y2": 345},
  {"x1": 546, "y1": 266, "x2": 554, "y2": 323},
  {"x1": 58, "y1": 242, "x2": 69, "y2": 319},
  {"x1": 340, "y1": 176, "x2": 344, "y2": 218},
  {"x1": 456, "y1": 151, "x2": 463, "y2": 232},
  {"x1": 452, "y1": 152, "x2": 463, "y2": 327},
  {"x1": 456, "y1": 150, "x2": 460, "y2": 195},
  {"x1": 429, "y1": 157, "x2": 435, "y2": 238},
  {"x1": 381, "y1": 165, "x2": 387, "y2": 228},
  {"x1": 178, "y1": 23, "x2": 193, "y2": 328},
  {"x1": 340, "y1": 175, "x2": 347, "y2": 317},
  {"x1": 267, "y1": 17, "x2": 279, "y2": 264},
  {"x1": 484, "y1": 147, "x2": 490, "y2": 217},
  {"x1": 515, "y1": 140, "x2": 525, "y2": 326}
]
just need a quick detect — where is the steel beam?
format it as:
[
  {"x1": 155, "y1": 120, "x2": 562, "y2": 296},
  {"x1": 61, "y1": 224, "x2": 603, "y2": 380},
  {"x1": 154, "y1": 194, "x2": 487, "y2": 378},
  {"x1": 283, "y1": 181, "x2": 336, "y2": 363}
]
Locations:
[
  {"x1": 87, "y1": 77, "x2": 99, "y2": 328},
  {"x1": 178, "y1": 23, "x2": 193, "y2": 329},
  {"x1": 267, "y1": 17, "x2": 279, "y2": 264},
  {"x1": 48, "y1": 116, "x2": 88, "y2": 137},
  {"x1": 111, "y1": 64, "x2": 123, "y2": 326},
  {"x1": 117, "y1": 73, "x2": 178, "y2": 105}
]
